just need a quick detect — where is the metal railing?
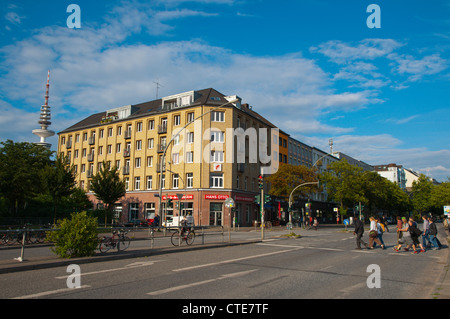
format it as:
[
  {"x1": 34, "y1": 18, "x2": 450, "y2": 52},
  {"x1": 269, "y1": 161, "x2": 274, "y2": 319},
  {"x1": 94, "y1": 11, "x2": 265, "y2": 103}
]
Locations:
[{"x1": 1, "y1": 225, "x2": 227, "y2": 262}]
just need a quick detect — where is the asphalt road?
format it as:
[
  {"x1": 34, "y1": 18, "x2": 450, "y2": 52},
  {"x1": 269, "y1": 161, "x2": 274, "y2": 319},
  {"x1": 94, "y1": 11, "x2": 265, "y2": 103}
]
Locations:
[{"x1": 0, "y1": 226, "x2": 447, "y2": 302}]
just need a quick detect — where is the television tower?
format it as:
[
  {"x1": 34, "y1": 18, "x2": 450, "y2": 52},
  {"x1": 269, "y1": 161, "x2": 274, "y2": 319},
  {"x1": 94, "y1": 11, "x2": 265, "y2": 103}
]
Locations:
[{"x1": 32, "y1": 70, "x2": 55, "y2": 149}]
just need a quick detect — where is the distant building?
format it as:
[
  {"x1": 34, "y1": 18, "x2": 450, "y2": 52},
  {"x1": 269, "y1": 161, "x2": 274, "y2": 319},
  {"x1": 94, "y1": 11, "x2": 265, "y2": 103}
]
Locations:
[
  {"x1": 373, "y1": 163, "x2": 407, "y2": 190},
  {"x1": 332, "y1": 152, "x2": 374, "y2": 172}
]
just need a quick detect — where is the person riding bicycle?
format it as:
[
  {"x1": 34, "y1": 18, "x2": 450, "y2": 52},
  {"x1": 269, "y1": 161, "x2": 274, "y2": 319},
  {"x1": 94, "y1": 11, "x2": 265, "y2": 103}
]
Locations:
[{"x1": 180, "y1": 214, "x2": 194, "y2": 237}]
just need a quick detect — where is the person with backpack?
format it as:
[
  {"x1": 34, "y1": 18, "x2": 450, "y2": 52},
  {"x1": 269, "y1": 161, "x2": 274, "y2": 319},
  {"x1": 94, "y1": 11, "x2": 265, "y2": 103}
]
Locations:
[
  {"x1": 376, "y1": 217, "x2": 385, "y2": 249},
  {"x1": 368, "y1": 216, "x2": 384, "y2": 249},
  {"x1": 428, "y1": 216, "x2": 440, "y2": 250},
  {"x1": 408, "y1": 218, "x2": 425, "y2": 254}
]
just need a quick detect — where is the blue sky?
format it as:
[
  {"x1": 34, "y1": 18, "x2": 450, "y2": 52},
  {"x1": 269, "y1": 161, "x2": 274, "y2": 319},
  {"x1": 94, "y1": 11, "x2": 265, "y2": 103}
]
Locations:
[{"x1": 0, "y1": 0, "x2": 449, "y2": 181}]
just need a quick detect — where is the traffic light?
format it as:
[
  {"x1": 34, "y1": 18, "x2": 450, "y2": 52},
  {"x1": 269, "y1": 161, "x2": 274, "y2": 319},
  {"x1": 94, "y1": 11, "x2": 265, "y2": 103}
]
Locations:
[
  {"x1": 258, "y1": 175, "x2": 263, "y2": 189},
  {"x1": 254, "y1": 194, "x2": 261, "y2": 205},
  {"x1": 167, "y1": 198, "x2": 173, "y2": 208},
  {"x1": 264, "y1": 194, "x2": 271, "y2": 204}
]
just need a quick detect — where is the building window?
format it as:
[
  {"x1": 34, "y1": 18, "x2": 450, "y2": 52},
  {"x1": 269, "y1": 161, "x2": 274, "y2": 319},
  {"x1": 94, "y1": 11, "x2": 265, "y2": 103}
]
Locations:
[
  {"x1": 135, "y1": 157, "x2": 141, "y2": 168},
  {"x1": 211, "y1": 131, "x2": 224, "y2": 143},
  {"x1": 148, "y1": 119, "x2": 154, "y2": 130},
  {"x1": 136, "y1": 140, "x2": 142, "y2": 150},
  {"x1": 211, "y1": 111, "x2": 224, "y2": 122},
  {"x1": 172, "y1": 153, "x2": 179, "y2": 164},
  {"x1": 186, "y1": 173, "x2": 193, "y2": 188},
  {"x1": 136, "y1": 122, "x2": 142, "y2": 132},
  {"x1": 174, "y1": 115, "x2": 180, "y2": 126},
  {"x1": 210, "y1": 173, "x2": 223, "y2": 188},
  {"x1": 135, "y1": 177, "x2": 140, "y2": 190},
  {"x1": 146, "y1": 176, "x2": 153, "y2": 190},
  {"x1": 210, "y1": 151, "x2": 224, "y2": 163},
  {"x1": 147, "y1": 156, "x2": 153, "y2": 167},
  {"x1": 148, "y1": 138, "x2": 154, "y2": 149},
  {"x1": 187, "y1": 112, "x2": 194, "y2": 123},
  {"x1": 172, "y1": 174, "x2": 179, "y2": 189},
  {"x1": 144, "y1": 203, "x2": 155, "y2": 220},
  {"x1": 129, "y1": 203, "x2": 139, "y2": 220},
  {"x1": 187, "y1": 132, "x2": 194, "y2": 144},
  {"x1": 125, "y1": 177, "x2": 129, "y2": 191},
  {"x1": 186, "y1": 151, "x2": 193, "y2": 163},
  {"x1": 116, "y1": 143, "x2": 121, "y2": 153}
]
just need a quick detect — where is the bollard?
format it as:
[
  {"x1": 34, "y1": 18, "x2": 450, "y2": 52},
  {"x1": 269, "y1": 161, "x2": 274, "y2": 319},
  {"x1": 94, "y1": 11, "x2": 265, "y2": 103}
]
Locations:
[{"x1": 15, "y1": 231, "x2": 26, "y2": 262}]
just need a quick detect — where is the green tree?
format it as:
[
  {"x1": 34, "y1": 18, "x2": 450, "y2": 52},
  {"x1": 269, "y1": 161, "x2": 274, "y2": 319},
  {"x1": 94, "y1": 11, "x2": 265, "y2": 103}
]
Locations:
[
  {"x1": 411, "y1": 174, "x2": 434, "y2": 215},
  {"x1": 319, "y1": 159, "x2": 367, "y2": 212},
  {"x1": 266, "y1": 164, "x2": 318, "y2": 198},
  {"x1": 430, "y1": 179, "x2": 450, "y2": 213},
  {"x1": 0, "y1": 140, "x2": 52, "y2": 216},
  {"x1": 40, "y1": 154, "x2": 77, "y2": 225},
  {"x1": 89, "y1": 161, "x2": 126, "y2": 226}
]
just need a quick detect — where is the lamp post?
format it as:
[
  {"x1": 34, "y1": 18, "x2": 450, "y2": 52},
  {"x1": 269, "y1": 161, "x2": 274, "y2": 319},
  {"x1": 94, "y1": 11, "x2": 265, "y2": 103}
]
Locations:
[{"x1": 157, "y1": 99, "x2": 239, "y2": 232}]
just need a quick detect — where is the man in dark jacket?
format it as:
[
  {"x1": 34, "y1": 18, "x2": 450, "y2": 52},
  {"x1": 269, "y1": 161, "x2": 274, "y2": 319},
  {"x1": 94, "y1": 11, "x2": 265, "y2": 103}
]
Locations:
[{"x1": 354, "y1": 218, "x2": 368, "y2": 249}]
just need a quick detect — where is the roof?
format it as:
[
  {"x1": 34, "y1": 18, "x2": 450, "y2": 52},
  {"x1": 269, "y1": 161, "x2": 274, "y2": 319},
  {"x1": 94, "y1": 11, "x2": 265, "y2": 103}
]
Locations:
[{"x1": 59, "y1": 88, "x2": 240, "y2": 134}]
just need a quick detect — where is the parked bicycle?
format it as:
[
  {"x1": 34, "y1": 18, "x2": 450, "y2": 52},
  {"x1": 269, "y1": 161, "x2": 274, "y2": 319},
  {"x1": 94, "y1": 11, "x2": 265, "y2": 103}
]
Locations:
[
  {"x1": 98, "y1": 229, "x2": 131, "y2": 253},
  {"x1": 1, "y1": 227, "x2": 38, "y2": 245},
  {"x1": 171, "y1": 227, "x2": 195, "y2": 246}
]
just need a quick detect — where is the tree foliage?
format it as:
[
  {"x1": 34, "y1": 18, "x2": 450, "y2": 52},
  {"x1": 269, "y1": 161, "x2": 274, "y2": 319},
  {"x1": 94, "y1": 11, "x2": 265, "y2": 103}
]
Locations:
[
  {"x1": 0, "y1": 140, "x2": 53, "y2": 215},
  {"x1": 40, "y1": 154, "x2": 77, "y2": 224},
  {"x1": 266, "y1": 164, "x2": 318, "y2": 198},
  {"x1": 89, "y1": 161, "x2": 126, "y2": 225},
  {"x1": 47, "y1": 211, "x2": 99, "y2": 258}
]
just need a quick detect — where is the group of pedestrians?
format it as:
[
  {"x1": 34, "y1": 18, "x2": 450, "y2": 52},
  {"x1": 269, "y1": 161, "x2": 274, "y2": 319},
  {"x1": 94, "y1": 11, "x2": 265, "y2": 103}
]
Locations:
[{"x1": 353, "y1": 214, "x2": 443, "y2": 254}]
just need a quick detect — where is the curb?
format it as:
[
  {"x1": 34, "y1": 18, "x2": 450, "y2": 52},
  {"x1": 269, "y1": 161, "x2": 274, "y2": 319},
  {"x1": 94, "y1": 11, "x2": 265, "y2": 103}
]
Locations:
[{"x1": 0, "y1": 239, "x2": 261, "y2": 275}]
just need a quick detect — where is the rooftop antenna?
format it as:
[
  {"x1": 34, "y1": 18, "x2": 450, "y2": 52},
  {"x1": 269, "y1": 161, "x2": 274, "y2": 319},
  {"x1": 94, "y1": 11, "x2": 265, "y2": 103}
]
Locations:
[
  {"x1": 329, "y1": 138, "x2": 334, "y2": 154},
  {"x1": 153, "y1": 80, "x2": 164, "y2": 99}
]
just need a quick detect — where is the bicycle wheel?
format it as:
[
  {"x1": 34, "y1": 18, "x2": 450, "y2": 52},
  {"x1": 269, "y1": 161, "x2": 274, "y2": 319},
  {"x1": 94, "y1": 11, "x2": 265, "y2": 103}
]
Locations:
[
  {"x1": 118, "y1": 236, "x2": 130, "y2": 251},
  {"x1": 99, "y1": 237, "x2": 112, "y2": 253},
  {"x1": 186, "y1": 231, "x2": 195, "y2": 245},
  {"x1": 171, "y1": 231, "x2": 181, "y2": 246}
]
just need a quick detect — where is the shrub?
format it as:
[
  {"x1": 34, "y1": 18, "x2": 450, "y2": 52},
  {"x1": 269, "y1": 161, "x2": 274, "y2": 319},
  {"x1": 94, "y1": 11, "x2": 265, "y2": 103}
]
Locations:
[{"x1": 47, "y1": 211, "x2": 99, "y2": 258}]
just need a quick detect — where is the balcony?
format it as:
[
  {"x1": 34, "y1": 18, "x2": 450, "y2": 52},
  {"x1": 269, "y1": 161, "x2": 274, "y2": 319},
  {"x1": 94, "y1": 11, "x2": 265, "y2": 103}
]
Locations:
[
  {"x1": 123, "y1": 149, "x2": 131, "y2": 157},
  {"x1": 86, "y1": 169, "x2": 94, "y2": 178},
  {"x1": 124, "y1": 130, "x2": 132, "y2": 139},
  {"x1": 237, "y1": 163, "x2": 245, "y2": 172},
  {"x1": 122, "y1": 166, "x2": 130, "y2": 175},
  {"x1": 88, "y1": 136, "x2": 95, "y2": 145},
  {"x1": 157, "y1": 144, "x2": 166, "y2": 153},
  {"x1": 87, "y1": 153, "x2": 94, "y2": 162},
  {"x1": 66, "y1": 141, "x2": 72, "y2": 149},
  {"x1": 156, "y1": 162, "x2": 166, "y2": 172},
  {"x1": 158, "y1": 124, "x2": 167, "y2": 134}
]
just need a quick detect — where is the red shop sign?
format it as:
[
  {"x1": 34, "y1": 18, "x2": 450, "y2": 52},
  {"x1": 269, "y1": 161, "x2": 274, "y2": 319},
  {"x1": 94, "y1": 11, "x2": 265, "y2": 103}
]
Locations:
[{"x1": 204, "y1": 194, "x2": 230, "y2": 200}]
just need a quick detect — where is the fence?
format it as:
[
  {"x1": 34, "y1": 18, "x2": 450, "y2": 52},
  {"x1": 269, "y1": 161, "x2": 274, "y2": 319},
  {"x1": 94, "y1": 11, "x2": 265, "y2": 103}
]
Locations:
[{"x1": 1, "y1": 225, "x2": 227, "y2": 262}]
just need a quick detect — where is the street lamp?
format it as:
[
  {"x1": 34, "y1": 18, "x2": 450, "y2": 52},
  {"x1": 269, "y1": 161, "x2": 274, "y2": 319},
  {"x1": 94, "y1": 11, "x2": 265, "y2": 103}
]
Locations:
[{"x1": 157, "y1": 99, "x2": 239, "y2": 231}]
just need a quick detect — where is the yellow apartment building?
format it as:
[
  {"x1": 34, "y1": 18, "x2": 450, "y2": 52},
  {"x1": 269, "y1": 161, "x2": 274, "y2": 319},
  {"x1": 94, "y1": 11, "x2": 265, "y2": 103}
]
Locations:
[{"x1": 58, "y1": 88, "x2": 281, "y2": 227}]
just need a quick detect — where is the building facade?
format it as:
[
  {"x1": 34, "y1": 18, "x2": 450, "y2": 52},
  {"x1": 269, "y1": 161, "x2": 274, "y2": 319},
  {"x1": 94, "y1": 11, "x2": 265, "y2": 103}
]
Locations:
[
  {"x1": 373, "y1": 163, "x2": 407, "y2": 190},
  {"x1": 58, "y1": 88, "x2": 281, "y2": 227}
]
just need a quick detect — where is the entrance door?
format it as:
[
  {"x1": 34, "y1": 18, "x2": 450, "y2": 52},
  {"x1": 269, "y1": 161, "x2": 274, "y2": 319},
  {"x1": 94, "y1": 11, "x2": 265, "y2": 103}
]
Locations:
[{"x1": 209, "y1": 202, "x2": 223, "y2": 226}]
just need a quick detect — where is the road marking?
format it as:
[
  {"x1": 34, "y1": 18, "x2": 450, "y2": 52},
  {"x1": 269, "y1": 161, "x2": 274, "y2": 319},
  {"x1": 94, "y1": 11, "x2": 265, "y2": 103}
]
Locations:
[
  {"x1": 55, "y1": 260, "x2": 163, "y2": 279},
  {"x1": 257, "y1": 243, "x2": 304, "y2": 249},
  {"x1": 339, "y1": 282, "x2": 366, "y2": 294},
  {"x1": 11, "y1": 285, "x2": 91, "y2": 299},
  {"x1": 147, "y1": 269, "x2": 258, "y2": 296},
  {"x1": 173, "y1": 249, "x2": 300, "y2": 272}
]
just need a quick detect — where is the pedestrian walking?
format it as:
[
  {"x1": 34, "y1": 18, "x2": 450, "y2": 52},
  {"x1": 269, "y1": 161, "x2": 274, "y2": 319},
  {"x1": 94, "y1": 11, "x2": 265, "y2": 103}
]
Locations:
[
  {"x1": 353, "y1": 217, "x2": 368, "y2": 249},
  {"x1": 393, "y1": 217, "x2": 412, "y2": 252},
  {"x1": 313, "y1": 217, "x2": 319, "y2": 231},
  {"x1": 375, "y1": 217, "x2": 385, "y2": 248},
  {"x1": 421, "y1": 214, "x2": 431, "y2": 248},
  {"x1": 408, "y1": 218, "x2": 425, "y2": 254},
  {"x1": 428, "y1": 216, "x2": 440, "y2": 250},
  {"x1": 396, "y1": 216, "x2": 403, "y2": 246},
  {"x1": 368, "y1": 217, "x2": 384, "y2": 249}
]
